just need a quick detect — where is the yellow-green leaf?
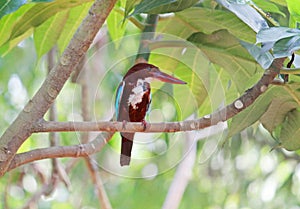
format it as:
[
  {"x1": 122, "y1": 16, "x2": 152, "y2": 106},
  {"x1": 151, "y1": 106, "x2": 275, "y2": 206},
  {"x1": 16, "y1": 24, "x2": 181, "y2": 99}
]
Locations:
[
  {"x1": 280, "y1": 109, "x2": 300, "y2": 151},
  {"x1": 261, "y1": 98, "x2": 298, "y2": 133},
  {"x1": 107, "y1": 8, "x2": 128, "y2": 49},
  {"x1": 157, "y1": 7, "x2": 256, "y2": 42},
  {"x1": 9, "y1": 0, "x2": 93, "y2": 41},
  {"x1": 0, "y1": 3, "x2": 32, "y2": 47},
  {"x1": 227, "y1": 86, "x2": 286, "y2": 138},
  {"x1": 188, "y1": 30, "x2": 262, "y2": 93},
  {"x1": 57, "y1": 2, "x2": 92, "y2": 54},
  {"x1": 34, "y1": 10, "x2": 69, "y2": 58}
]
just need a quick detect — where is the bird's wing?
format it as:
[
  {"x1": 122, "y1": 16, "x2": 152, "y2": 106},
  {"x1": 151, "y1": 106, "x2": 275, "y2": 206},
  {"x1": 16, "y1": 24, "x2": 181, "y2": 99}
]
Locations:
[
  {"x1": 146, "y1": 88, "x2": 151, "y2": 114},
  {"x1": 115, "y1": 81, "x2": 124, "y2": 120},
  {"x1": 128, "y1": 87, "x2": 151, "y2": 122}
]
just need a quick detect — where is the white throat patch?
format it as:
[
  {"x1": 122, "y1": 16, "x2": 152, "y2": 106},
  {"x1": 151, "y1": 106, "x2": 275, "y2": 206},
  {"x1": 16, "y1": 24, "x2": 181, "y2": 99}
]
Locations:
[{"x1": 128, "y1": 78, "x2": 150, "y2": 109}]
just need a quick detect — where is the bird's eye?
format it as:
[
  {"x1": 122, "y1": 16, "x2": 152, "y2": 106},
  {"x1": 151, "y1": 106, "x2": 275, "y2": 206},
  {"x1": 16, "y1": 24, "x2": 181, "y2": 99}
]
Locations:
[{"x1": 147, "y1": 67, "x2": 151, "y2": 71}]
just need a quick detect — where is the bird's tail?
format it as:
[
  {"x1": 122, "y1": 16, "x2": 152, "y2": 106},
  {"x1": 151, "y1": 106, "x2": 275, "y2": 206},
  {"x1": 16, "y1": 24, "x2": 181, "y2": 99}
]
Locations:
[{"x1": 120, "y1": 133, "x2": 134, "y2": 166}]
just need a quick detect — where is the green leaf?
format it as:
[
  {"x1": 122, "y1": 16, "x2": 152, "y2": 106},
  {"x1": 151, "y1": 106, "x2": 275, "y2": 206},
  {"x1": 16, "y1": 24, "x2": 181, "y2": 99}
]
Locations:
[
  {"x1": 286, "y1": 0, "x2": 300, "y2": 27},
  {"x1": 217, "y1": 0, "x2": 268, "y2": 33},
  {"x1": 0, "y1": 0, "x2": 26, "y2": 19},
  {"x1": 194, "y1": 62, "x2": 227, "y2": 115},
  {"x1": 174, "y1": 61, "x2": 208, "y2": 118},
  {"x1": 273, "y1": 36, "x2": 300, "y2": 58},
  {"x1": 227, "y1": 86, "x2": 285, "y2": 138},
  {"x1": 270, "y1": 0, "x2": 286, "y2": 7},
  {"x1": 146, "y1": 0, "x2": 199, "y2": 14},
  {"x1": 256, "y1": 27, "x2": 300, "y2": 58},
  {"x1": 280, "y1": 109, "x2": 300, "y2": 151},
  {"x1": 130, "y1": 0, "x2": 176, "y2": 16},
  {"x1": 149, "y1": 39, "x2": 211, "y2": 118},
  {"x1": 9, "y1": 0, "x2": 93, "y2": 41},
  {"x1": 124, "y1": 0, "x2": 141, "y2": 17},
  {"x1": 260, "y1": 98, "x2": 298, "y2": 133},
  {"x1": 187, "y1": 29, "x2": 262, "y2": 93},
  {"x1": 253, "y1": 0, "x2": 286, "y2": 17},
  {"x1": 208, "y1": 65, "x2": 239, "y2": 106},
  {"x1": 57, "y1": 2, "x2": 92, "y2": 53},
  {"x1": 257, "y1": 27, "x2": 300, "y2": 58},
  {"x1": 149, "y1": 54, "x2": 208, "y2": 119},
  {"x1": 157, "y1": 7, "x2": 256, "y2": 42},
  {"x1": 34, "y1": 10, "x2": 68, "y2": 58},
  {"x1": 256, "y1": 27, "x2": 300, "y2": 44},
  {"x1": 107, "y1": 8, "x2": 128, "y2": 49},
  {"x1": 240, "y1": 41, "x2": 274, "y2": 69},
  {"x1": 0, "y1": 27, "x2": 33, "y2": 56},
  {"x1": 107, "y1": 0, "x2": 128, "y2": 48},
  {"x1": 0, "y1": 3, "x2": 32, "y2": 47}
]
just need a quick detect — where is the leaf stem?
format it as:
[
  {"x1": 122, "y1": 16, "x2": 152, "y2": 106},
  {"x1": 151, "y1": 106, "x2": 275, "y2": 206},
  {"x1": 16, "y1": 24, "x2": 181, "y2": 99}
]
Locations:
[{"x1": 281, "y1": 67, "x2": 300, "y2": 74}]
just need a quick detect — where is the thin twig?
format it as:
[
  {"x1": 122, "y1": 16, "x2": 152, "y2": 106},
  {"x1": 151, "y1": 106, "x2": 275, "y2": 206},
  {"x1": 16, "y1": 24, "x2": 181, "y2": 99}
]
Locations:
[
  {"x1": 85, "y1": 159, "x2": 112, "y2": 209},
  {"x1": 280, "y1": 68, "x2": 300, "y2": 74},
  {"x1": 8, "y1": 132, "x2": 114, "y2": 171}
]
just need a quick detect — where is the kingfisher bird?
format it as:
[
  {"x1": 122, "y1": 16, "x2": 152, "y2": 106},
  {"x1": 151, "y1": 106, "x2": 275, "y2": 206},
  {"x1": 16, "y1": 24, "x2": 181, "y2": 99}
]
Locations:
[{"x1": 115, "y1": 63, "x2": 186, "y2": 166}]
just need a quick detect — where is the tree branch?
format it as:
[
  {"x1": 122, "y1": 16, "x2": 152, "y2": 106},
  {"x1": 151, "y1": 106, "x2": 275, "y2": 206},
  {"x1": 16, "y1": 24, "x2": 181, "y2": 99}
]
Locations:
[
  {"x1": 85, "y1": 159, "x2": 112, "y2": 209},
  {"x1": 0, "y1": 0, "x2": 117, "y2": 176},
  {"x1": 7, "y1": 57, "x2": 285, "y2": 171},
  {"x1": 8, "y1": 132, "x2": 114, "y2": 172},
  {"x1": 32, "y1": 57, "x2": 285, "y2": 134}
]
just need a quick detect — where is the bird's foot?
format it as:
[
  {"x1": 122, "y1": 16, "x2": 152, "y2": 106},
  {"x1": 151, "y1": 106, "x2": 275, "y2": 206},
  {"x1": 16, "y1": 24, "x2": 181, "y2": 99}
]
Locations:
[{"x1": 141, "y1": 120, "x2": 147, "y2": 131}]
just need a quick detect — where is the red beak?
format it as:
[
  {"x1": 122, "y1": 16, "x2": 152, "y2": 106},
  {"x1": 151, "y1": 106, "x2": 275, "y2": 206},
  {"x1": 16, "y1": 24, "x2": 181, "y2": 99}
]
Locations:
[{"x1": 152, "y1": 71, "x2": 186, "y2": 84}]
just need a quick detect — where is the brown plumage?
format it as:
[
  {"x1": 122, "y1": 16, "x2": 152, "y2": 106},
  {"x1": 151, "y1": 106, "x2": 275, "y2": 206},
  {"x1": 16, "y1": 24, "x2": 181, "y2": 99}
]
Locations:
[{"x1": 115, "y1": 63, "x2": 186, "y2": 166}]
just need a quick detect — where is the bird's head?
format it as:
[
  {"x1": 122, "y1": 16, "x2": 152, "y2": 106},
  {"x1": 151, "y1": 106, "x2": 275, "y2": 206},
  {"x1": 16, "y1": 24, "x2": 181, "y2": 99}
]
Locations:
[{"x1": 123, "y1": 63, "x2": 186, "y2": 84}]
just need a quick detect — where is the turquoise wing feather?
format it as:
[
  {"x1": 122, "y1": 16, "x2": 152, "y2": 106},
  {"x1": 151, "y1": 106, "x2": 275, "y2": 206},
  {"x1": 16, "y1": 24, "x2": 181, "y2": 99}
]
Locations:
[{"x1": 115, "y1": 81, "x2": 124, "y2": 120}]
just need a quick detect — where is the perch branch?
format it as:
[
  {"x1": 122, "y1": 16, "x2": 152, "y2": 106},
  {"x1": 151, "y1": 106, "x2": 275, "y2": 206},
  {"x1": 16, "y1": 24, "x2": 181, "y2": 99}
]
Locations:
[
  {"x1": 7, "y1": 57, "x2": 285, "y2": 171},
  {"x1": 33, "y1": 57, "x2": 285, "y2": 134}
]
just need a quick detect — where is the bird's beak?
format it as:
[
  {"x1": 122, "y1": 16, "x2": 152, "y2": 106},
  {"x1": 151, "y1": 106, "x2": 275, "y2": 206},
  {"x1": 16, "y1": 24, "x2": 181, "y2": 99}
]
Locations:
[{"x1": 152, "y1": 70, "x2": 186, "y2": 84}]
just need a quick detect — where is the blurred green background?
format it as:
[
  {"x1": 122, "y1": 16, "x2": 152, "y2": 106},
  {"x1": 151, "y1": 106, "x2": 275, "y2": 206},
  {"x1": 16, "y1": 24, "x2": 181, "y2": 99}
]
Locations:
[{"x1": 1, "y1": 0, "x2": 300, "y2": 209}]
